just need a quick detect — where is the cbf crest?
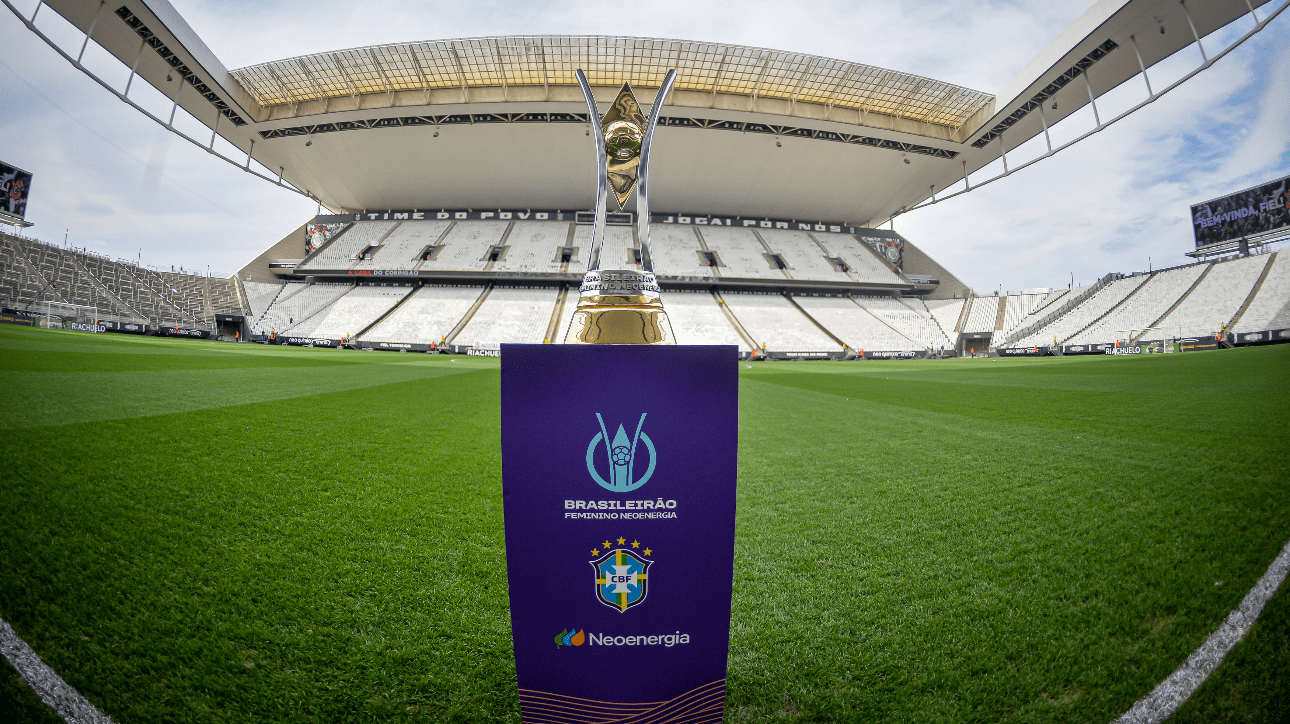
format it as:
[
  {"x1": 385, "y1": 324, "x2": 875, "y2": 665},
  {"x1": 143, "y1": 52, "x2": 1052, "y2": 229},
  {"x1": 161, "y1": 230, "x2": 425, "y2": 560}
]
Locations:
[
  {"x1": 590, "y1": 537, "x2": 654, "y2": 612},
  {"x1": 587, "y1": 413, "x2": 656, "y2": 492}
]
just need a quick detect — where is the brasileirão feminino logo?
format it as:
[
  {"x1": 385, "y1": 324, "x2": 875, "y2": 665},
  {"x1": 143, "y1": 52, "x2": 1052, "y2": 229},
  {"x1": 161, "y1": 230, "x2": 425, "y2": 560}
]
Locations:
[{"x1": 586, "y1": 413, "x2": 655, "y2": 492}]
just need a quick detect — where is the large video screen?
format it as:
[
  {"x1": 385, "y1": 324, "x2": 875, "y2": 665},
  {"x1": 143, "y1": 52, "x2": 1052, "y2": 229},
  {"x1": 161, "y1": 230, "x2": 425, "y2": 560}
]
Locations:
[
  {"x1": 0, "y1": 161, "x2": 33, "y2": 221},
  {"x1": 1191, "y1": 174, "x2": 1290, "y2": 248}
]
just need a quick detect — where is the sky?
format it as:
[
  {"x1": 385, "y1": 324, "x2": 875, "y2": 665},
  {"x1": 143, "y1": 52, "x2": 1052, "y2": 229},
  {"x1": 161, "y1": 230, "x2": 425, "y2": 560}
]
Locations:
[{"x1": 0, "y1": 0, "x2": 1286, "y2": 290}]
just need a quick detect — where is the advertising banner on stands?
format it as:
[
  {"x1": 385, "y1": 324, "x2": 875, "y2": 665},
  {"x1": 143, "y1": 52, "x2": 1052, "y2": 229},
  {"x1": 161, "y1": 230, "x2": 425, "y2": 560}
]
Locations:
[
  {"x1": 764, "y1": 350, "x2": 850, "y2": 360},
  {"x1": 284, "y1": 336, "x2": 339, "y2": 347},
  {"x1": 1061, "y1": 343, "x2": 1115, "y2": 355},
  {"x1": 500, "y1": 345, "x2": 738, "y2": 723},
  {"x1": 1191, "y1": 174, "x2": 1290, "y2": 248},
  {"x1": 0, "y1": 310, "x2": 33, "y2": 326},
  {"x1": 0, "y1": 161, "x2": 33, "y2": 220},
  {"x1": 999, "y1": 347, "x2": 1047, "y2": 356},
  {"x1": 1235, "y1": 329, "x2": 1290, "y2": 345},
  {"x1": 158, "y1": 327, "x2": 211, "y2": 339},
  {"x1": 102, "y1": 321, "x2": 150, "y2": 334},
  {"x1": 862, "y1": 349, "x2": 920, "y2": 359},
  {"x1": 1180, "y1": 336, "x2": 1222, "y2": 351},
  {"x1": 358, "y1": 340, "x2": 441, "y2": 352}
]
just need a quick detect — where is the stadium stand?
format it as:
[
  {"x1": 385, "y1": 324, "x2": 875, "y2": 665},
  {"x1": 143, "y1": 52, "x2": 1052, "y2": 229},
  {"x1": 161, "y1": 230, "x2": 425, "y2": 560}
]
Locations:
[
  {"x1": 288, "y1": 285, "x2": 411, "y2": 339},
  {"x1": 961, "y1": 296, "x2": 1002, "y2": 335},
  {"x1": 809, "y1": 233, "x2": 905, "y2": 285},
  {"x1": 300, "y1": 221, "x2": 396, "y2": 270},
  {"x1": 998, "y1": 291, "x2": 1051, "y2": 339},
  {"x1": 360, "y1": 285, "x2": 484, "y2": 346},
  {"x1": 1155, "y1": 253, "x2": 1271, "y2": 339},
  {"x1": 570, "y1": 224, "x2": 637, "y2": 271},
  {"x1": 1067, "y1": 264, "x2": 1207, "y2": 344},
  {"x1": 1000, "y1": 288, "x2": 1074, "y2": 339},
  {"x1": 552, "y1": 288, "x2": 581, "y2": 343},
  {"x1": 453, "y1": 286, "x2": 558, "y2": 347},
  {"x1": 353, "y1": 221, "x2": 452, "y2": 271},
  {"x1": 924, "y1": 298, "x2": 966, "y2": 346},
  {"x1": 721, "y1": 292, "x2": 840, "y2": 351},
  {"x1": 1, "y1": 232, "x2": 241, "y2": 328},
  {"x1": 243, "y1": 281, "x2": 285, "y2": 320},
  {"x1": 491, "y1": 222, "x2": 569, "y2": 274},
  {"x1": 1232, "y1": 253, "x2": 1289, "y2": 333},
  {"x1": 1013, "y1": 275, "x2": 1149, "y2": 347},
  {"x1": 650, "y1": 226, "x2": 713, "y2": 279},
  {"x1": 854, "y1": 296, "x2": 951, "y2": 349},
  {"x1": 252, "y1": 282, "x2": 351, "y2": 334},
  {"x1": 793, "y1": 295, "x2": 919, "y2": 351},
  {"x1": 418, "y1": 221, "x2": 511, "y2": 272},
  {"x1": 757, "y1": 230, "x2": 852, "y2": 283},
  {"x1": 698, "y1": 228, "x2": 783, "y2": 280},
  {"x1": 660, "y1": 290, "x2": 751, "y2": 349}
]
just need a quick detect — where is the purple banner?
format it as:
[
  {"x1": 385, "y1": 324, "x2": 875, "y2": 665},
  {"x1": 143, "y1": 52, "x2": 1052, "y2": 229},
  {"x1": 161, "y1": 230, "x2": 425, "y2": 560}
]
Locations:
[{"x1": 500, "y1": 344, "x2": 738, "y2": 723}]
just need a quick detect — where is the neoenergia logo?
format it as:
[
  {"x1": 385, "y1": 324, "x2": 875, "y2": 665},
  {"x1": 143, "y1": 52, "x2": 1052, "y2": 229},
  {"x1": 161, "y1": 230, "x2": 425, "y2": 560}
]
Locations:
[
  {"x1": 554, "y1": 628, "x2": 585, "y2": 648},
  {"x1": 554, "y1": 629, "x2": 691, "y2": 648},
  {"x1": 586, "y1": 413, "x2": 656, "y2": 492}
]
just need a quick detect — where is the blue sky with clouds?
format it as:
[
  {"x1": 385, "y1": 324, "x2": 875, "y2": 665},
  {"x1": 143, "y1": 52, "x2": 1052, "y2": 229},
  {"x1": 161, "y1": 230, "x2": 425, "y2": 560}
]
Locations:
[{"x1": 0, "y1": 0, "x2": 1286, "y2": 289}]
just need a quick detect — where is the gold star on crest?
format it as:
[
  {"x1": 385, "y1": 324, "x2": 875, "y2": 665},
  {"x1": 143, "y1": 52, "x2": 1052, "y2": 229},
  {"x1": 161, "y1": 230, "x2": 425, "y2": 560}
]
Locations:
[
  {"x1": 631, "y1": 540, "x2": 640, "y2": 549},
  {"x1": 591, "y1": 548, "x2": 600, "y2": 556},
  {"x1": 602, "y1": 540, "x2": 611, "y2": 549},
  {"x1": 617, "y1": 536, "x2": 626, "y2": 545},
  {"x1": 643, "y1": 547, "x2": 652, "y2": 556}
]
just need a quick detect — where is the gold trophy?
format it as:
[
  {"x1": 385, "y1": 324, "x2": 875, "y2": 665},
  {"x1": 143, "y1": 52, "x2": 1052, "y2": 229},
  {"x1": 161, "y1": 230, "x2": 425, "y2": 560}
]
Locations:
[{"x1": 565, "y1": 69, "x2": 678, "y2": 345}]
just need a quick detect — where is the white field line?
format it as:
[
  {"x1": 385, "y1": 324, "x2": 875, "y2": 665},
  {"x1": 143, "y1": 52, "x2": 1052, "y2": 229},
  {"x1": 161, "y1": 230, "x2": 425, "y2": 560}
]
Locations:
[
  {"x1": 0, "y1": 538, "x2": 1286, "y2": 723},
  {"x1": 0, "y1": 618, "x2": 114, "y2": 723},
  {"x1": 1114, "y1": 537, "x2": 1290, "y2": 724}
]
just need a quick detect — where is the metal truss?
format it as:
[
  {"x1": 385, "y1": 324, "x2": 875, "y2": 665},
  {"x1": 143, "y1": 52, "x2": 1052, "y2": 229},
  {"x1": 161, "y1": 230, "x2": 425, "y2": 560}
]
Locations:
[
  {"x1": 231, "y1": 35, "x2": 993, "y2": 130},
  {"x1": 904, "y1": 0, "x2": 1290, "y2": 220},
  {"x1": 2, "y1": 0, "x2": 313, "y2": 200},
  {"x1": 260, "y1": 112, "x2": 959, "y2": 160}
]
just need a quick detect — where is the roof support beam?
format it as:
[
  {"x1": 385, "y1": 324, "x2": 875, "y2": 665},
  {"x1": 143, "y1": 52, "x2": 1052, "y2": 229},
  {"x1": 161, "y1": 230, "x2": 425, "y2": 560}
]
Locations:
[
  {"x1": 1082, "y1": 70, "x2": 1101, "y2": 128},
  {"x1": 824, "y1": 64, "x2": 854, "y2": 120},
  {"x1": 330, "y1": 53, "x2": 362, "y2": 105},
  {"x1": 787, "y1": 59, "x2": 815, "y2": 116},
  {"x1": 368, "y1": 48, "x2": 395, "y2": 100},
  {"x1": 75, "y1": 0, "x2": 104, "y2": 64},
  {"x1": 1130, "y1": 34, "x2": 1153, "y2": 96},
  {"x1": 122, "y1": 34, "x2": 146, "y2": 96},
  {"x1": 749, "y1": 53, "x2": 772, "y2": 111},
  {"x1": 1180, "y1": 0, "x2": 1208, "y2": 63},
  {"x1": 710, "y1": 53, "x2": 727, "y2": 107},
  {"x1": 491, "y1": 39, "x2": 508, "y2": 101},
  {"x1": 448, "y1": 43, "x2": 469, "y2": 103},
  {"x1": 540, "y1": 39, "x2": 549, "y2": 100},
  {"x1": 406, "y1": 44, "x2": 431, "y2": 105}
]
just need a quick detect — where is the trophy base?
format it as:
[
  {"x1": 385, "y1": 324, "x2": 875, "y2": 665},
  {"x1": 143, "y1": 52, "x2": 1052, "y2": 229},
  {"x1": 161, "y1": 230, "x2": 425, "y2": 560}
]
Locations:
[{"x1": 564, "y1": 269, "x2": 675, "y2": 345}]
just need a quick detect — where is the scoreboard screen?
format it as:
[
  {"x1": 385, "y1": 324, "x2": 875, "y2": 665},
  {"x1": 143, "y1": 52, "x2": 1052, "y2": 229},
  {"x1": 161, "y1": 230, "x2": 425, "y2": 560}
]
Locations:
[
  {"x1": 1191, "y1": 174, "x2": 1290, "y2": 248},
  {"x1": 0, "y1": 161, "x2": 33, "y2": 221}
]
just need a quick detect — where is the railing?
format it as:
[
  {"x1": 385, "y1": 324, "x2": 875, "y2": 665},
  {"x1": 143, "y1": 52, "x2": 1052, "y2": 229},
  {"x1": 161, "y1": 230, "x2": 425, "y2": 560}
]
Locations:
[{"x1": 995, "y1": 273, "x2": 1119, "y2": 349}]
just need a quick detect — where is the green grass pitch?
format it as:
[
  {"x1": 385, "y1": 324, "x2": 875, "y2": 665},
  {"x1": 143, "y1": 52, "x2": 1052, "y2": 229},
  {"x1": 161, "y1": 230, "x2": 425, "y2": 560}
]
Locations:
[{"x1": 1, "y1": 324, "x2": 1288, "y2": 723}]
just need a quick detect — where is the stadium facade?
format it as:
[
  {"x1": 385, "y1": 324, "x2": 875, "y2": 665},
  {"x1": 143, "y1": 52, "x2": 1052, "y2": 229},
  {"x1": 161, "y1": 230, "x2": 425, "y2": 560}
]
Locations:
[{"x1": 2, "y1": 0, "x2": 1288, "y2": 356}]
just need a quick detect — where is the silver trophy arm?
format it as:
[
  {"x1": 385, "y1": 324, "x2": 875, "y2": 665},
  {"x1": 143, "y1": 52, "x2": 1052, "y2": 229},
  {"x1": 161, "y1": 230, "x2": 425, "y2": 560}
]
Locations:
[
  {"x1": 635, "y1": 69, "x2": 677, "y2": 274},
  {"x1": 574, "y1": 69, "x2": 608, "y2": 272}
]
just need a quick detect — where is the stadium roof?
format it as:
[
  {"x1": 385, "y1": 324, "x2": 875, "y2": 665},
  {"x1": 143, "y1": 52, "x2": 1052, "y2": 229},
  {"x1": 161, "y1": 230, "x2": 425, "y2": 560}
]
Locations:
[
  {"x1": 16, "y1": 0, "x2": 1285, "y2": 227},
  {"x1": 228, "y1": 37, "x2": 995, "y2": 131}
]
